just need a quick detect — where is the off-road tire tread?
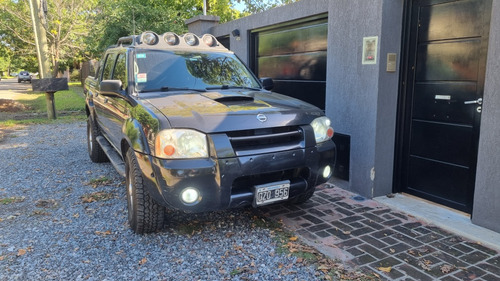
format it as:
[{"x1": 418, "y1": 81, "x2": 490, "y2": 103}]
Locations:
[
  {"x1": 126, "y1": 148, "x2": 165, "y2": 234},
  {"x1": 87, "y1": 117, "x2": 108, "y2": 163}
]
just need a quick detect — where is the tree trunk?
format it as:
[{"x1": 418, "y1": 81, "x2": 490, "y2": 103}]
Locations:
[
  {"x1": 52, "y1": 60, "x2": 59, "y2": 78},
  {"x1": 45, "y1": 92, "x2": 56, "y2": 120}
]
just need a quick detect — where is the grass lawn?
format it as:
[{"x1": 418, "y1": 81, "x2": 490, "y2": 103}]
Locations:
[
  {"x1": 9, "y1": 82, "x2": 85, "y2": 112},
  {"x1": 0, "y1": 82, "x2": 86, "y2": 127}
]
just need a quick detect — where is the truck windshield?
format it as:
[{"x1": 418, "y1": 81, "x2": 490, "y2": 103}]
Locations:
[{"x1": 134, "y1": 50, "x2": 261, "y2": 93}]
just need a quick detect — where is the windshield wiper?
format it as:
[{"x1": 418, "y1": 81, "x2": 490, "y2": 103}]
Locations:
[
  {"x1": 206, "y1": 85, "x2": 261, "y2": 91},
  {"x1": 139, "y1": 87, "x2": 206, "y2": 93}
]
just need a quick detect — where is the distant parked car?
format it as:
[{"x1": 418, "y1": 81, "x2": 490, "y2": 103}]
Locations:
[{"x1": 18, "y1": 71, "x2": 32, "y2": 83}]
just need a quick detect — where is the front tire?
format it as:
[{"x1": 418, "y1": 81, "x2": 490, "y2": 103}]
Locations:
[
  {"x1": 125, "y1": 148, "x2": 165, "y2": 234},
  {"x1": 87, "y1": 117, "x2": 108, "y2": 163}
]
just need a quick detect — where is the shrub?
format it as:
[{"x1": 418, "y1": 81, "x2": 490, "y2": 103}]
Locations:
[{"x1": 70, "y1": 69, "x2": 80, "y2": 82}]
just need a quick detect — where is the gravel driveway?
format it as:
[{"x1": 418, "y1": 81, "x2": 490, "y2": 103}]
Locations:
[{"x1": 0, "y1": 122, "x2": 322, "y2": 280}]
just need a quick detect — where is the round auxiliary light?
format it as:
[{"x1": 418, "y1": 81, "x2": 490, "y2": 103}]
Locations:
[
  {"x1": 202, "y1": 34, "x2": 216, "y2": 47},
  {"x1": 164, "y1": 32, "x2": 179, "y2": 45},
  {"x1": 181, "y1": 187, "x2": 200, "y2": 204},
  {"x1": 184, "y1": 33, "x2": 198, "y2": 46},
  {"x1": 322, "y1": 165, "x2": 332, "y2": 179},
  {"x1": 142, "y1": 32, "x2": 158, "y2": 45}
]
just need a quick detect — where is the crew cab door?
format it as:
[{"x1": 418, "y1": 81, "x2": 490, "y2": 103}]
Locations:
[
  {"x1": 93, "y1": 53, "x2": 116, "y2": 143},
  {"x1": 94, "y1": 52, "x2": 130, "y2": 149}
]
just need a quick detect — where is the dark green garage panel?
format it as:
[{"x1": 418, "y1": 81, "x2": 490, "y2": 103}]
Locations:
[{"x1": 252, "y1": 18, "x2": 327, "y2": 109}]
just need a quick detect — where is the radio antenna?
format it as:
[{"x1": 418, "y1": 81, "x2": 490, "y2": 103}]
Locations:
[{"x1": 132, "y1": 9, "x2": 136, "y2": 45}]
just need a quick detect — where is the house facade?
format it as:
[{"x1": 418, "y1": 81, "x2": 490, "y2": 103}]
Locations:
[{"x1": 186, "y1": 0, "x2": 500, "y2": 234}]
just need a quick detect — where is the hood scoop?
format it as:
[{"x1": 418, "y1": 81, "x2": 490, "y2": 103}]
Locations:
[
  {"x1": 202, "y1": 92, "x2": 254, "y2": 104},
  {"x1": 213, "y1": 96, "x2": 254, "y2": 103}
]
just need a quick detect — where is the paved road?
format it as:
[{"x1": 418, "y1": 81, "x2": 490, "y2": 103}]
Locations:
[
  {"x1": 0, "y1": 78, "x2": 36, "y2": 121},
  {"x1": 0, "y1": 78, "x2": 32, "y2": 96}
]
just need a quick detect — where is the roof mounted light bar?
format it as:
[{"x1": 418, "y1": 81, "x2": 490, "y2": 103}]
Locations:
[
  {"x1": 141, "y1": 31, "x2": 158, "y2": 45},
  {"x1": 122, "y1": 31, "x2": 225, "y2": 50},
  {"x1": 164, "y1": 32, "x2": 179, "y2": 45}
]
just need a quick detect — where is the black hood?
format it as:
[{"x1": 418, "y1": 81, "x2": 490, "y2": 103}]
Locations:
[{"x1": 143, "y1": 90, "x2": 323, "y2": 133}]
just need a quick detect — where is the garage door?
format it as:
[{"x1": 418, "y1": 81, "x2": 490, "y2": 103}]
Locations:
[{"x1": 251, "y1": 18, "x2": 327, "y2": 109}]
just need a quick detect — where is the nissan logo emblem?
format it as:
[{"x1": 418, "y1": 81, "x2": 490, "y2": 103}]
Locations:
[{"x1": 256, "y1": 113, "x2": 267, "y2": 122}]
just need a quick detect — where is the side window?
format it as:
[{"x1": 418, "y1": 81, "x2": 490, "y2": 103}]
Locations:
[
  {"x1": 113, "y1": 54, "x2": 127, "y2": 89},
  {"x1": 90, "y1": 61, "x2": 100, "y2": 77},
  {"x1": 101, "y1": 53, "x2": 116, "y2": 81},
  {"x1": 95, "y1": 63, "x2": 102, "y2": 80}
]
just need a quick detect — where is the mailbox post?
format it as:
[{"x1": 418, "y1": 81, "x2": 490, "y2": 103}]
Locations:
[{"x1": 32, "y1": 78, "x2": 69, "y2": 120}]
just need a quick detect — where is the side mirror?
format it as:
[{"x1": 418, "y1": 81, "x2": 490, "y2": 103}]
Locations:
[
  {"x1": 100, "y1": 80, "x2": 123, "y2": 94},
  {"x1": 260, "y1": 77, "x2": 274, "y2": 91}
]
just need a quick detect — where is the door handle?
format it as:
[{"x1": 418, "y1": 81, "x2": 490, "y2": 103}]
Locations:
[{"x1": 464, "y1": 98, "x2": 482, "y2": 105}]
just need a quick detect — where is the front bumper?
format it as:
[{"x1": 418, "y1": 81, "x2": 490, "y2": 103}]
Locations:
[{"x1": 135, "y1": 139, "x2": 335, "y2": 213}]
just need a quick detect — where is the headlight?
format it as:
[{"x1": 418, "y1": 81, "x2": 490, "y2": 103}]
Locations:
[
  {"x1": 155, "y1": 129, "x2": 208, "y2": 159},
  {"x1": 311, "y1": 117, "x2": 334, "y2": 143}
]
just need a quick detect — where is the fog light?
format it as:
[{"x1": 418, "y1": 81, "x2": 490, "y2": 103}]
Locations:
[
  {"x1": 322, "y1": 165, "x2": 332, "y2": 179},
  {"x1": 181, "y1": 187, "x2": 200, "y2": 204}
]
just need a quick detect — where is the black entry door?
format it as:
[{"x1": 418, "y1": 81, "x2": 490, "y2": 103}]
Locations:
[{"x1": 398, "y1": 0, "x2": 492, "y2": 213}]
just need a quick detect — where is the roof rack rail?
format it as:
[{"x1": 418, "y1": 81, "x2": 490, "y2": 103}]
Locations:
[{"x1": 117, "y1": 36, "x2": 135, "y2": 46}]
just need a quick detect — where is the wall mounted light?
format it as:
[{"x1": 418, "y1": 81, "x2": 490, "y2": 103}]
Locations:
[{"x1": 231, "y1": 29, "x2": 241, "y2": 41}]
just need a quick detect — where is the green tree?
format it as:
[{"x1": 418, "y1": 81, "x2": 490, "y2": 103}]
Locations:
[
  {"x1": 0, "y1": 0, "x2": 97, "y2": 76},
  {"x1": 0, "y1": 0, "x2": 36, "y2": 73},
  {"x1": 0, "y1": 40, "x2": 11, "y2": 75},
  {"x1": 45, "y1": 0, "x2": 97, "y2": 76},
  {"x1": 87, "y1": 0, "x2": 191, "y2": 57},
  {"x1": 87, "y1": 0, "x2": 243, "y2": 58}
]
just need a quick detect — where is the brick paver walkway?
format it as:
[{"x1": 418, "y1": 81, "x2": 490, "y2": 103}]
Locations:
[{"x1": 260, "y1": 184, "x2": 500, "y2": 280}]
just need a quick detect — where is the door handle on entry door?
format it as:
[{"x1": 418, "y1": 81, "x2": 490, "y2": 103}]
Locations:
[{"x1": 464, "y1": 98, "x2": 482, "y2": 105}]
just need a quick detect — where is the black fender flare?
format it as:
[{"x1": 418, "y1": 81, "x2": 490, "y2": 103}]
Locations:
[
  {"x1": 122, "y1": 118, "x2": 151, "y2": 155},
  {"x1": 85, "y1": 91, "x2": 96, "y2": 119}
]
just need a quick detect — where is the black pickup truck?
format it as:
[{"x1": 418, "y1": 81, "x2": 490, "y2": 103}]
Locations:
[{"x1": 84, "y1": 31, "x2": 336, "y2": 234}]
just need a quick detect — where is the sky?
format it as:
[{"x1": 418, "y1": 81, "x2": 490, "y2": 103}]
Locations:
[{"x1": 232, "y1": 2, "x2": 246, "y2": 12}]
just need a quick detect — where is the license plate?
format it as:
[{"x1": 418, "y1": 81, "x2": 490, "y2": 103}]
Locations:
[{"x1": 253, "y1": 180, "x2": 290, "y2": 206}]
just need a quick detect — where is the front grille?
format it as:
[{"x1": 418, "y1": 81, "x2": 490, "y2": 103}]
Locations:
[{"x1": 227, "y1": 126, "x2": 303, "y2": 155}]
